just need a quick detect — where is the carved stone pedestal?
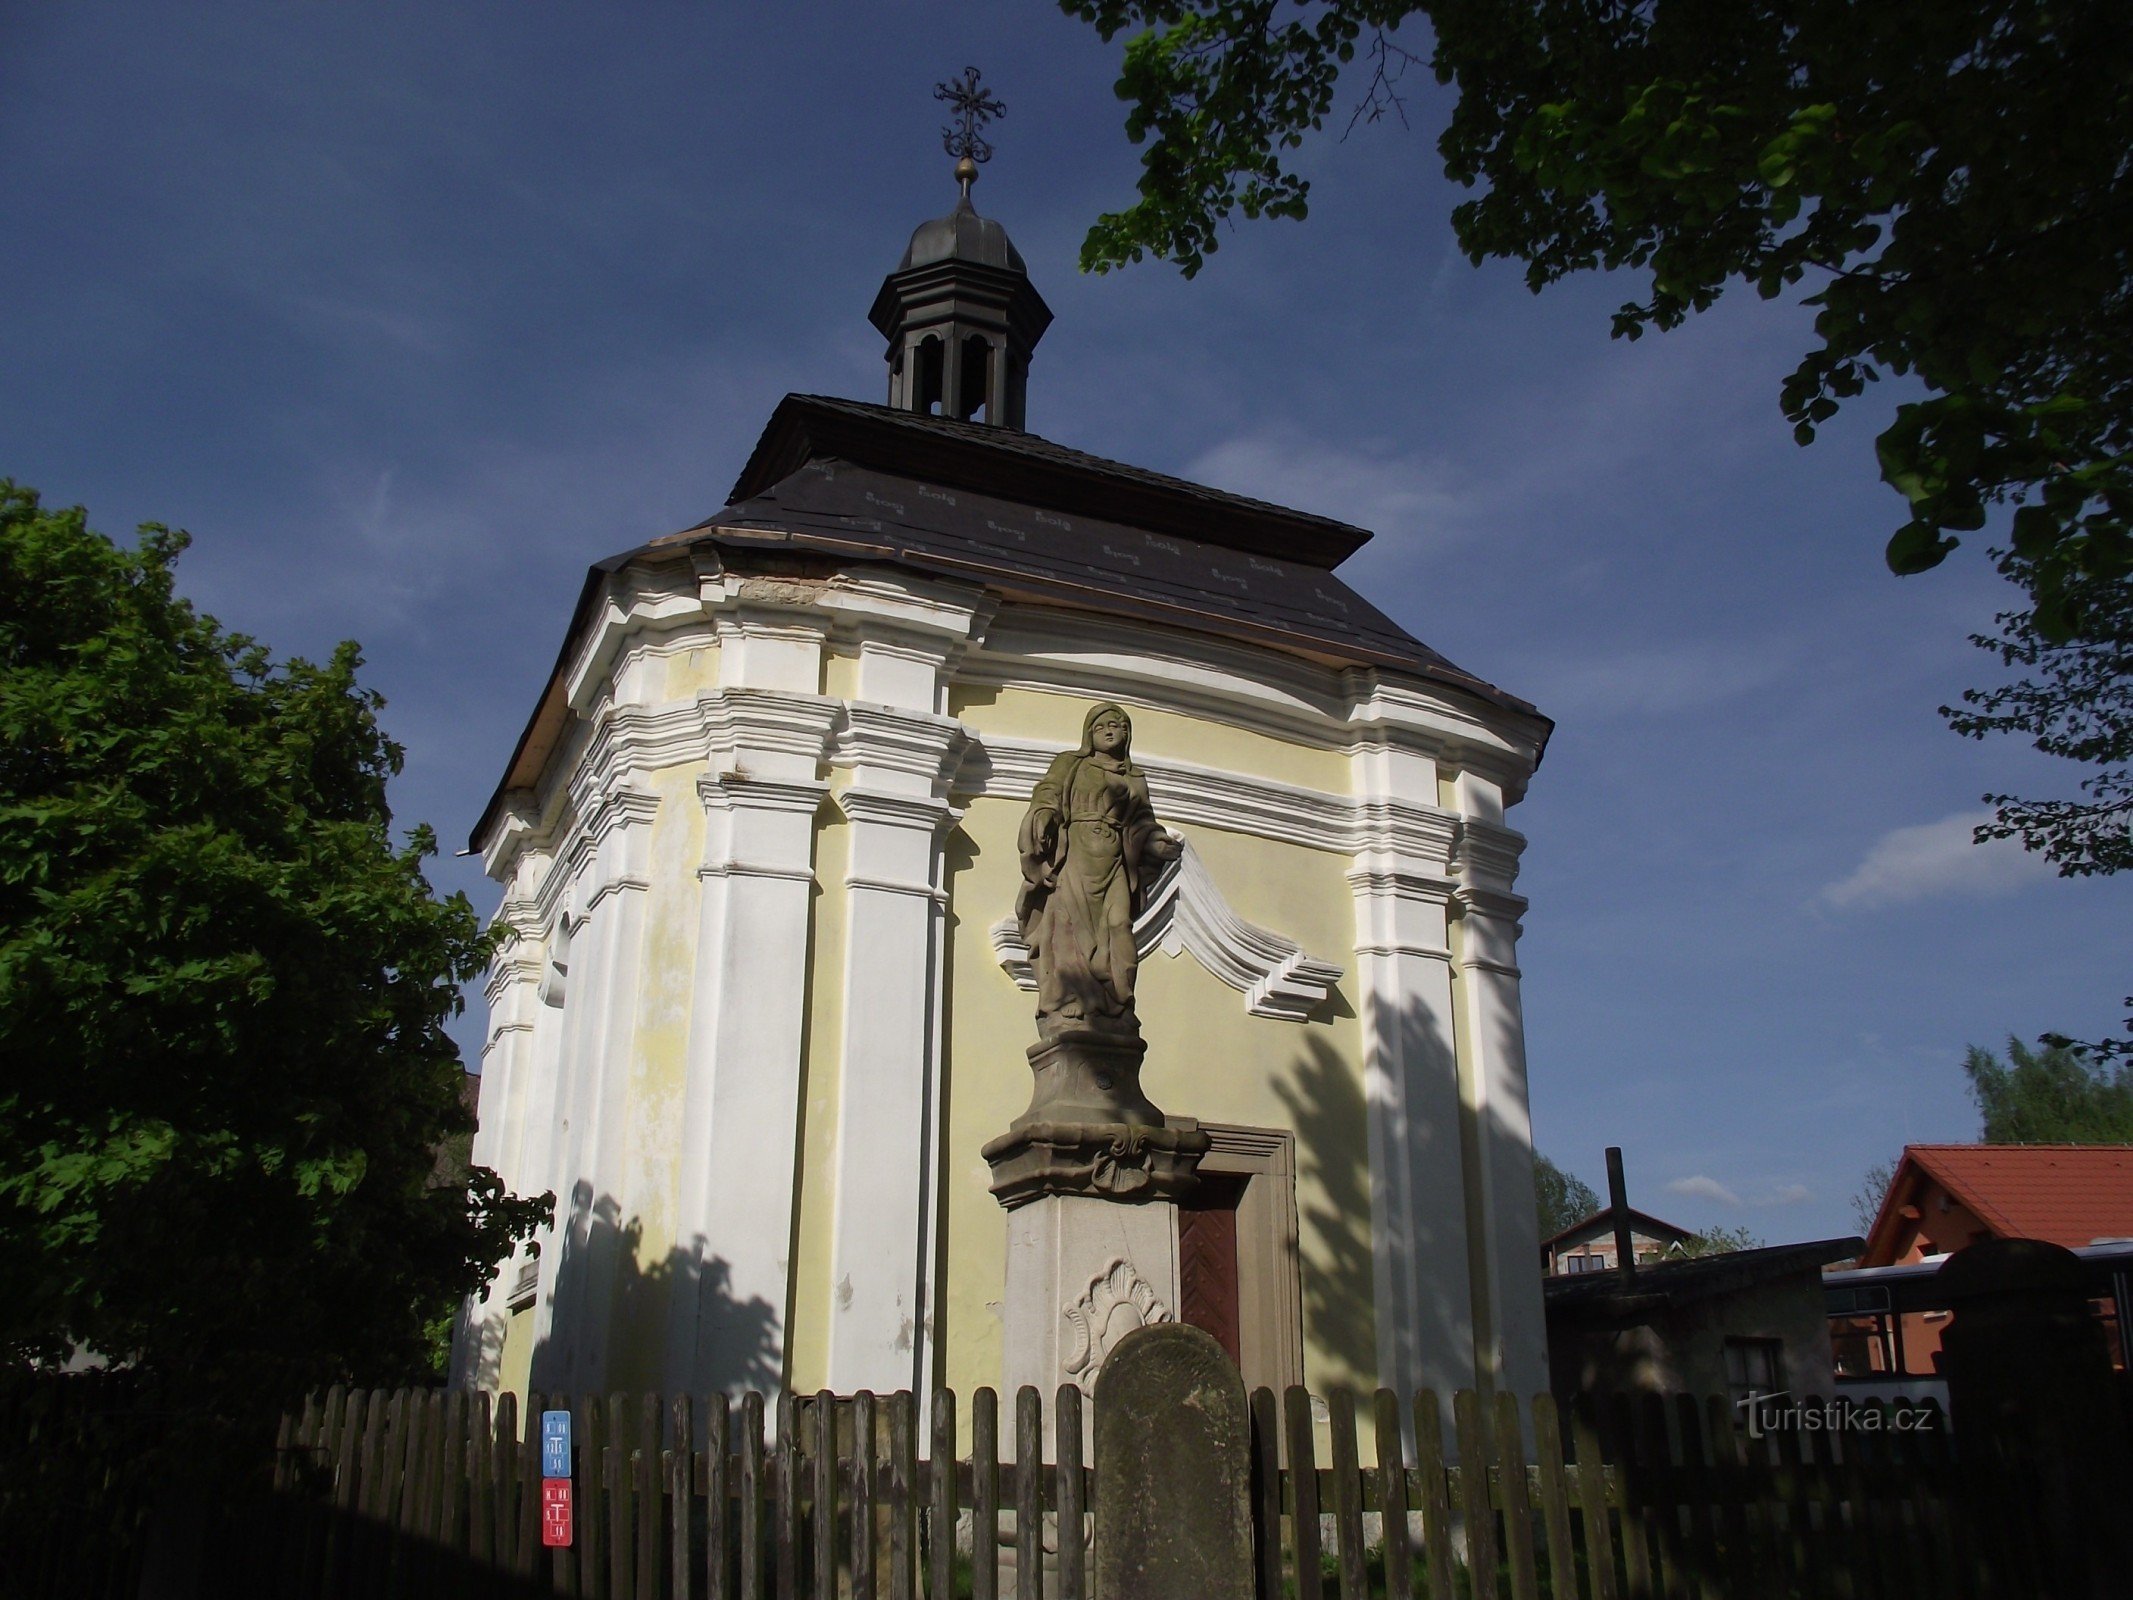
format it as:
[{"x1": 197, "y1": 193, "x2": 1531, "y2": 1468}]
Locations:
[
  {"x1": 983, "y1": 1112, "x2": 1211, "y2": 1597},
  {"x1": 982, "y1": 1118, "x2": 1211, "y2": 1444}
]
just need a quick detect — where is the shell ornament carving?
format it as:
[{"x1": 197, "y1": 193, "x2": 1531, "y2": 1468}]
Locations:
[
  {"x1": 1089, "y1": 1126, "x2": 1152, "y2": 1195},
  {"x1": 1061, "y1": 1258, "x2": 1171, "y2": 1380}
]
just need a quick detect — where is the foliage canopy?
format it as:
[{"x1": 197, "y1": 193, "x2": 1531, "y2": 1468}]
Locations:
[
  {"x1": 1065, "y1": 0, "x2": 2133, "y2": 1056},
  {"x1": 1680, "y1": 1224, "x2": 1764, "y2": 1258},
  {"x1": 0, "y1": 485, "x2": 548, "y2": 1408},
  {"x1": 1964, "y1": 1034, "x2": 2133, "y2": 1143},
  {"x1": 1533, "y1": 1151, "x2": 1601, "y2": 1238},
  {"x1": 1063, "y1": 0, "x2": 2132, "y2": 632}
]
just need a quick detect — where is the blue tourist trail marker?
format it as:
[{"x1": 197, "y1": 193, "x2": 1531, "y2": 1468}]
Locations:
[
  {"x1": 541, "y1": 1409, "x2": 574, "y2": 1546},
  {"x1": 541, "y1": 1410, "x2": 572, "y2": 1479}
]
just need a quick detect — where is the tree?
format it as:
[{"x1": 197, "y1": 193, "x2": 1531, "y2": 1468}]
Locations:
[
  {"x1": 1064, "y1": 0, "x2": 2130, "y2": 623},
  {"x1": 1680, "y1": 1224, "x2": 1763, "y2": 1258},
  {"x1": 1964, "y1": 1034, "x2": 2133, "y2": 1143},
  {"x1": 1063, "y1": 0, "x2": 2132, "y2": 1050},
  {"x1": 1946, "y1": 565, "x2": 2133, "y2": 1055},
  {"x1": 0, "y1": 484, "x2": 549, "y2": 1414},
  {"x1": 1533, "y1": 1151, "x2": 1600, "y2": 1237},
  {"x1": 1850, "y1": 1157, "x2": 1897, "y2": 1236}
]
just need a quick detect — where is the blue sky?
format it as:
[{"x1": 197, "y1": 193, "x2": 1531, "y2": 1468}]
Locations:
[{"x1": 5, "y1": 3, "x2": 2122, "y2": 1243}]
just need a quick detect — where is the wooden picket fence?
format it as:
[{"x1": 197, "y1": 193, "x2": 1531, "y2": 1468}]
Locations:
[{"x1": 2, "y1": 1380, "x2": 2082, "y2": 1599}]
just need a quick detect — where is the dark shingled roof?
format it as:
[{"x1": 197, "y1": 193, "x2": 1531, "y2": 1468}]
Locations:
[
  {"x1": 472, "y1": 394, "x2": 1548, "y2": 851},
  {"x1": 681, "y1": 394, "x2": 1534, "y2": 701},
  {"x1": 725, "y1": 395, "x2": 1374, "y2": 568}
]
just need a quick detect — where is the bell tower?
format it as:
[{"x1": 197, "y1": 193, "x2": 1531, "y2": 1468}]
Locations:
[{"x1": 867, "y1": 68, "x2": 1051, "y2": 429}]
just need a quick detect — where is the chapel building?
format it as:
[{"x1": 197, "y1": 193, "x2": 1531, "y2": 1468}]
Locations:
[{"x1": 456, "y1": 166, "x2": 1555, "y2": 1428}]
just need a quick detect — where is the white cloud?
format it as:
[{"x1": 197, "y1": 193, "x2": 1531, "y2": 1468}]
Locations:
[
  {"x1": 1818, "y1": 810, "x2": 2057, "y2": 911},
  {"x1": 1183, "y1": 432, "x2": 1473, "y2": 550},
  {"x1": 1666, "y1": 1175, "x2": 1742, "y2": 1207},
  {"x1": 1761, "y1": 1183, "x2": 1814, "y2": 1207}
]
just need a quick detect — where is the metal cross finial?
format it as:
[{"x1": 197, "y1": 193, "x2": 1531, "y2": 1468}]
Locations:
[{"x1": 935, "y1": 65, "x2": 1005, "y2": 181}]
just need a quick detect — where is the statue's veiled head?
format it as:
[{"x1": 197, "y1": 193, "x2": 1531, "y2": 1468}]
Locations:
[{"x1": 1077, "y1": 701, "x2": 1134, "y2": 765}]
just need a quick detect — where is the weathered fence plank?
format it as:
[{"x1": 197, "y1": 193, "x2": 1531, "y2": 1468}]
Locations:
[
  {"x1": 891, "y1": 1391, "x2": 918, "y2": 1600},
  {"x1": 738, "y1": 1391, "x2": 765, "y2": 1600},
  {"x1": 1531, "y1": 1397, "x2": 1575, "y2": 1600},
  {"x1": 1669, "y1": 1394, "x2": 1718, "y2": 1600},
  {"x1": 705, "y1": 1393, "x2": 731, "y2": 1600},
  {"x1": 775, "y1": 1392, "x2": 800, "y2": 1600},
  {"x1": 1056, "y1": 1384, "x2": 1086, "y2": 1600},
  {"x1": 1248, "y1": 1388, "x2": 1283, "y2": 1600},
  {"x1": 1411, "y1": 1390, "x2": 1456, "y2": 1600},
  {"x1": 1372, "y1": 1390, "x2": 1414, "y2": 1600},
  {"x1": 1013, "y1": 1386, "x2": 1041, "y2": 1600},
  {"x1": 811, "y1": 1392, "x2": 836, "y2": 1600},
  {"x1": 1452, "y1": 1388, "x2": 1497, "y2": 1599},
  {"x1": 1494, "y1": 1390, "x2": 1540, "y2": 1600},
  {"x1": 851, "y1": 1391, "x2": 877, "y2": 1600},
  {"x1": 1283, "y1": 1386, "x2": 1321, "y2": 1600},
  {"x1": 1700, "y1": 1395, "x2": 1758, "y2": 1600},
  {"x1": 1328, "y1": 1391, "x2": 1368, "y2": 1600},
  {"x1": 1570, "y1": 1396, "x2": 1620, "y2": 1600},
  {"x1": 669, "y1": 1395, "x2": 694, "y2": 1600},
  {"x1": 971, "y1": 1388, "x2": 999, "y2": 1600}
]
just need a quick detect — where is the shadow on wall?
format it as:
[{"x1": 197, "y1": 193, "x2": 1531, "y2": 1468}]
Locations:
[
  {"x1": 1273, "y1": 991, "x2": 1534, "y2": 1407},
  {"x1": 1272, "y1": 1030, "x2": 1382, "y2": 1389},
  {"x1": 529, "y1": 1181, "x2": 782, "y2": 1398}
]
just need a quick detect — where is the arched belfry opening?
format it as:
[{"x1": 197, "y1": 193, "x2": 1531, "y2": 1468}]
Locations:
[{"x1": 868, "y1": 142, "x2": 1050, "y2": 428}]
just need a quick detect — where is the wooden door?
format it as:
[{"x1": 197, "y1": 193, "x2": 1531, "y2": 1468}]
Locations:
[{"x1": 1179, "y1": 1175, "x2": 1247, "y2": 1368}]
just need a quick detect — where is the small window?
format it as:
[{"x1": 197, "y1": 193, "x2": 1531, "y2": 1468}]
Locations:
[{"x1": 1724, "y1": 1336, "x2": 1785, "y2": 1402}]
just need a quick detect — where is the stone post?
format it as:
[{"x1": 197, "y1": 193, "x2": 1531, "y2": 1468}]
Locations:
[{"x1": 1093, "y1": 1323, "x2": 1254, "y2": 1600}]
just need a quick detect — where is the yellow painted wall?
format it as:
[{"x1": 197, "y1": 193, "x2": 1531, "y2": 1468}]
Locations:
[
  {"x1": 498, "y1": 1306, "x2": 534, "y2": 1405},
  {"x1": 940, "y1": 685, "x2": 1376, "y2": 1429},
  {"x1": 663, "y1": 643, "x2": 721, "y2": 700},
  {"x1": 949, "y1": 683, "x2": 1348, "y2": 794}
]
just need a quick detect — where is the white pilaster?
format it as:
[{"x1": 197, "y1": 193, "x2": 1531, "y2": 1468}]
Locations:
[
  {"x1": 1452, "y1": 775, "x2": 1547, "y2": 1400},
  {"x1": 540, "y1": 769, "x2": 658, "y2": 1395},
  {"x1": 665, "y1": 593, "x2": 840, "y2": 1396},
  {"x1": 825, "y1": 750, "x2": 963, "y2": 1396},
  {"x1": 1347, "y1": 733, "x2": 1475, "y2": 1411},
  {"x1": 816, "y1": 579, "x2": 986, "y2": 1402}
]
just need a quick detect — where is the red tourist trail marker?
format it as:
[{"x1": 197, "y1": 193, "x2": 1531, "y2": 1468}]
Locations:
[{"x1": 541, "y1": 1479, "x2": 573, "y2": 1547}]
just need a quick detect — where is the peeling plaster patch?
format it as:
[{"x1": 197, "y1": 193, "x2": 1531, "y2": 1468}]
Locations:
[
  {"x1": 895, "y1": 1316, "x2": 914, "y2": 1354},
  {"x1": 836, "y1": 1274, "x2": 854, "y2": 1311}
]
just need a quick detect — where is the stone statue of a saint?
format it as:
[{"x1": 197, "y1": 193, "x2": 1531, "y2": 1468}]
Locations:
[{"x1": 1015, "y1": 703, "x2": 1181, "y2": 1040}]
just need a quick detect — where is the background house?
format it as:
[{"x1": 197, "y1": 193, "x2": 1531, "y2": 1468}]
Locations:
[
  {"x1": 1541, "y1": 1206, "x2": 1695, "y2": 1276},
  {"x1": 1830, "y1": 1143, "x2": 2133, "y2": 1386}
]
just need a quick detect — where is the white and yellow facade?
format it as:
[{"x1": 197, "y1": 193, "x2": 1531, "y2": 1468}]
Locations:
[
  {"x1": 460, "y1": 177, "x2": 1550, "y2": 1435},
  {"x1": 459, "y1": 522, "x2": 1552, "y2": 1425}
]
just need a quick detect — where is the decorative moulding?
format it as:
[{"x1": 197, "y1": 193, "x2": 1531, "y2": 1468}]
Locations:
[
  {"x1": 1061, "y1": 1258, "x2": 1171, "y2": 1381},
  {"x1": 989, "y1": 839, "x2": 1343, "y2": 1022}
]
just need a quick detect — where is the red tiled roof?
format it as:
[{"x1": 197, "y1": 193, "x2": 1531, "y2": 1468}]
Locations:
[{"x1": 1901, "y1": 1144, "x2": 2133, "y2": 1248}]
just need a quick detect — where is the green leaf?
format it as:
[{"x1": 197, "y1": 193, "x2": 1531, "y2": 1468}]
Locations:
[{"x1": 1886, "y1": 520, "x2": 1959, "y2": 574}]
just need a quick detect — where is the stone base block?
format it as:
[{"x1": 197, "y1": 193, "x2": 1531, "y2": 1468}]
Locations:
[
  {"x1": 998, "y1": 1189, "x2": 1186, "y2": 1459},
  {"x1": 1014, "y1": 1029, "x2": 1163, "y2": 1129}
]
